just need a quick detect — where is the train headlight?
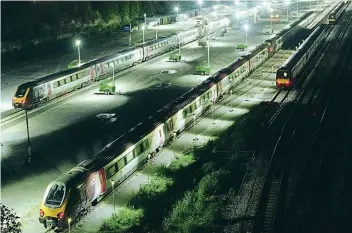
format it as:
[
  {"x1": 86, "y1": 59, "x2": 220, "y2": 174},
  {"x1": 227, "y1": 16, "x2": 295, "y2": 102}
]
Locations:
[
  {"x1": 57, "y1": 212, "x2": 64, "y2": 220},
  {"x1": 40, "y1": 209, "x2": 44, "y2": 217}
]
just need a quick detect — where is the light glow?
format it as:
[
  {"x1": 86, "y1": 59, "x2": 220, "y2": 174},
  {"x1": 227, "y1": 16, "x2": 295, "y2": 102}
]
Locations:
[{"x1": 75, "y1": 40, "x2": 81, "y2": 46}]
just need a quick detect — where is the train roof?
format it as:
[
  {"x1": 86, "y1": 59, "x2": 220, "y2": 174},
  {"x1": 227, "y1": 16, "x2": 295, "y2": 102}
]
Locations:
[
  {"x1": 279, "y1": 26, "x2": 325, "y2": 70},
  {"x1": 52, "y1": 166, "x2": 90, "y2": 188},
  {"x1": 141, "y1": 36, "x2": 173, "y2": 47},
  {"x1": 265, "y1": 12, "x2": 313, "y2": 44},
  {"x1": 19, "y1": 45, "x2": 139, "y2": 88},
  {"x1": 75, "y1": 56, "x2": 251, "y2": 172}
]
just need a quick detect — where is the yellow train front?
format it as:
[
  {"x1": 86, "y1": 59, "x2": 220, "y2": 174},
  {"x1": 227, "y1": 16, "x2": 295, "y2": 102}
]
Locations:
[
  {"x1": 276, "y1": 68, "x2": 293, "y2": 88},
  {"x1": 39, "y1": 167, "x2": 106, "y2": 230},
  {"x1": 39, "y1": 181, "x2": 71, "y2": 229},
  {"x1": 12, "y1": 83, "x2": 34, "y2": 109}
]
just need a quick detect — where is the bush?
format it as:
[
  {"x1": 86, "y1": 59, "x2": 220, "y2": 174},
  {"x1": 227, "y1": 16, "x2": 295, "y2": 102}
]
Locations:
[
  {"x1": 168, "y1": 154, "x2": 196, "y2": 172},
  {"x1": 163, "y1": 190, "x2": 218, "y2": 233},
  {"x1": 100, "y1": 207, "x2": 143, "y2": 233},
  {"x1": 129, "y1": 175, "x2": 174, "y2": 208},
  {"x1": 163, "y1": 172, "x2": 224, "y2": 233}
]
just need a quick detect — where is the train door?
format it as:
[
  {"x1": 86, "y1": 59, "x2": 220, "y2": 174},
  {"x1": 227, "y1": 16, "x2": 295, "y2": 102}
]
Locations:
[
  {"x1": 66, "y1": 188, "x2": 82, "y2": 221},
  {"x1": 90, "y1": 67, "x2": 95, "y2": 82},
  {"x1": 212, "y1": 85, "x2": 217, "y2": 103},
  {"x1": 33, "y1": 85, "x2": 45, "y2": 104},
  {"x1": 217, "y1": 82, "x2": 223, "y2": 97},
  {"x1": 158, "y1": 128, "x2": 164, "y2": 148},
  {"x1": 98, "y1": 168, "x2": 107, "y2": 194},
  {"x1": 47, "y1": 82, "x2": 52, "y2": 97}
]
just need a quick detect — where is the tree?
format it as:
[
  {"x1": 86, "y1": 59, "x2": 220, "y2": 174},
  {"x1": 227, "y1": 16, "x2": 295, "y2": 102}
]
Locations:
[
  {"x1": 129, "y1": 1, "x2": 141, "y2": 24},
  {"x1": 0, "y1": 202, "x2": 22, "y2": 233},
  {"x1": 120, "y1": 1, "x2": 130, "y2": 25}
]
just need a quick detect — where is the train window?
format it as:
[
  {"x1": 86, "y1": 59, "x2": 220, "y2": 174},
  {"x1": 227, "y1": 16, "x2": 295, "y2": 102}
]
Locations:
[
  {"x1": 59, "y1": 79, "x2": 66, "y2": 86},
  {"x1": 45, "y1": 183, "x2": 66, "y2": 207},
  {"x1": 54, "y1": 81, "x2": 59, "y2": 88},
  {"x1": 104, "y1": 63, "x2": 109, "y2": 69},
  {"x1": 143, "y1": 139, "x2": 149, "y2": 150},
  {"x1": 117, "y1": 157, "x2": 127, "y2": 170},
  {"x1": 107, "y1": 165, "x2": 116, "y2": 178},
  {"x1": 71, "y1": 75, "x2": 77, "y2": 81},
  {"x1": 183, "y1": 110, "x2": 187, "y2": 118},
  {"x1": 134, "y1": 144, "x2": 142, "y2": 157},
  {"x1": 126, "y1": 152, "x2": 134, "y2": 163},
  {"x1": 65, "y1": 77, "x2": 71, "y2": 84}
]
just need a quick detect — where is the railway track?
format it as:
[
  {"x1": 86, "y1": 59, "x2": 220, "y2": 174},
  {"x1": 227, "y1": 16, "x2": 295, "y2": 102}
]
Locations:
[
  {"x1": 284, "y1": 7, "x2": 352, "y2": 233},
  {"x1": 252, "y1": 3, "x2": 352, "y2": 233}
]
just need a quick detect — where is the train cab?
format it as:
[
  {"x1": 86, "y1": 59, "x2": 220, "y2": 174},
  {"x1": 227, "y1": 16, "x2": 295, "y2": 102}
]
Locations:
[
  {"x1": 39, "y1": 181, "x2": 70, "y2": 229},
  {"x1": 12, "y1": 82, "x2": 35, "y2": 109},
  {"x1": 276, "y1": 68, "x2": 293, "y2": 88},
  {"x1": 328, "y1": 13, "x2": 336, "y2": 24},
  {"x1": 39, "y1": 167, "x2": 107, "y2": 230}
]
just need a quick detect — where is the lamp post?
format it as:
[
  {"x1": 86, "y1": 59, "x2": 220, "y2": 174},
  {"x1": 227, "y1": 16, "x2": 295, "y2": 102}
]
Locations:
[
  {"x1": 25, "y1": 110, "x2": 32, "y2": 164},
  {"x1": 144, "y1": 13, "x2": 146, "y2": 27},
  {"x1": 178, "y1": 33, "x2": 181, "y2": 55},
  {"x1": 286, "y1": 1, "x2": 290, "y2": 23},
  {"x1": 147, "y1": 153, "x2": 151, "y2": 182},
  {"x1": 129, "y1": 23, "x2": 132, "y2": 46},
  {"x1": 111, "y1": 180, "x2": 115, "y2": 212},
  {"x1": 142, "y1": 25, "x2": 145, "y2": 43},
  {"x1": 269, "y1": 8, "x2": 273, "y2": 31},
  {"x1": 68, "y1": 217, "x2": 72, "y2": 233},
  {"x1": 207, "y1": 36, "x2": 210, "y2": 68},
  {"x1": 193, "y1": 113, "x2": 198, "y2": 141},
  {"x1": 75, "y1": 40, "x2": 81, "y2": 65},
  {"x1": 155, "y1": 24, "x2": 158, "y2": 39},
  {"x1": 198, "y1": 0, "x2": 202, "y2": 13},
  {"x1": 175, "y1": 6, "x2": 179, "y2": 21},
  {"x1": 112, "y1": 64, "x2": 115, "y2": 92},
  {"x1": 244, "y1": 24, "x2": 248, "y2": 45}
]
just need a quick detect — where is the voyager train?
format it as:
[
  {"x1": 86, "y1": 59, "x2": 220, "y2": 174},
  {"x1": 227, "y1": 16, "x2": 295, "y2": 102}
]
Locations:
[
  {"x1": 276, "y1": 26, "x2": 326, "y2": 88},
  {"x1": 328, "y1": 1, "x2": 346, "y2": 24},
  {"x1": 12, "y1": 19, "x2": 228, "y2": 110},
  {"x1": 38, "y1": 11, "x2": 314, "y2": 227}
]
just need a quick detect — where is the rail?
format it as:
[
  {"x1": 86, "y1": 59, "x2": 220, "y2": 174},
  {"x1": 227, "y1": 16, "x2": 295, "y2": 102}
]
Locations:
[{"x1": 251, "y1": 5, "x2": 352, "y2": 233}]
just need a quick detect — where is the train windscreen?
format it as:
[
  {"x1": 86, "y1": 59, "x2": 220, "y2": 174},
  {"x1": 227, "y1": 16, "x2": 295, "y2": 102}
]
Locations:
[
  {"x1": 45, "y1": 183, "x2": 66, "y2": 208},
  {"x1": 15, "y1": 87, "x2": 27, "y2": 97},
  {"x1": 276, "y1": 70, "x2": 289, "y2": 79}
]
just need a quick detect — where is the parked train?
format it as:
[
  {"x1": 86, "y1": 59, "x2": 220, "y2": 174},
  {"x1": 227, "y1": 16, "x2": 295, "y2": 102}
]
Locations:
[
  {"x1": 328, "y1": 1, "x2": 346, "y2": 24},
  {"x1": 39, "y1": 13, "x2": 315, "y2": 227},
  {"x1": 12, "y1": 19, "x2": 229, "y2": 110},
  {"x1": 276, "y1": 26, "x2": 326, "y2": 88}
]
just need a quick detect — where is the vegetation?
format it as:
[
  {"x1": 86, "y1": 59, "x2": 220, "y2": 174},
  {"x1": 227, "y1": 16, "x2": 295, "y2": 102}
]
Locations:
[
  {"x1": 100, "y1": 103, "x2": 270, "y2": 233},
  {"x1": 1, "y1": 1, "x2": 211, "y2": 46},
  {"x1": 100, "y1": 154, "x2": 199, "y2": 233},
  {"x1": 100, "y1": 207, "x2": 143, "y2": 233}
]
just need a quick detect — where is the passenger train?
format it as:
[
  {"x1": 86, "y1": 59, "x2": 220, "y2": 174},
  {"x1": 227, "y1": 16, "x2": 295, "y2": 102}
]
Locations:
[
  {"x1": 38, "y1": 13, "x2": 313, "y2": 228},
  {"x1": 12, "y1": 20, "x2": 228, "y2": 110},
  {"x1": 328, "y1": 1, "x2": 346, "y2": 24},
  {"x1": 276, "y1": 26, "x2": 326, "y2": 88}
]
